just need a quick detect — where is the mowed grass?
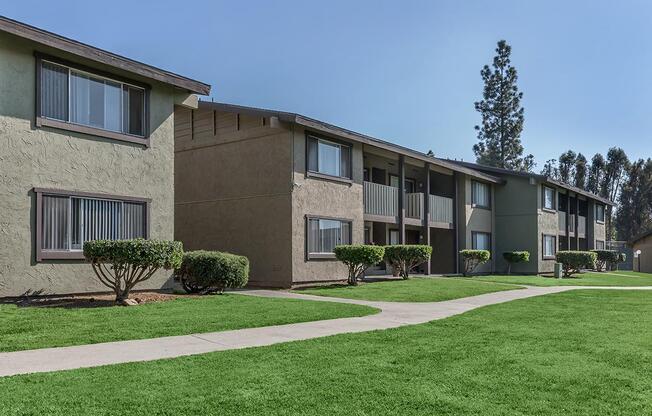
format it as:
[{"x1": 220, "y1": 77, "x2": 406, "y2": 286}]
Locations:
[
  {"x1": 0, "y1": 294, "x2": 377, "y2": 352},
  {"x1": 0, "y1": 290, "x2": 650, "y2": 415},
  {"x1": 474, "y1": 270, "x2": 652, "y2": 287},
  {"x1": 296, "y1": 276, "x2": 521, "y2": 302}
]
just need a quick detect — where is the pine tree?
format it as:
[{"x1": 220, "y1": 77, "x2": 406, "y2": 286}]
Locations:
[
  {"x1": 601, "y1": 148, "x2": 629, "y2": 238},
  {"x1": 558, "y1": 150, "x2": 577, "y2": 184},
  {"x1": 541, "y1": 159, "x2": 559, "y2": 179},
  {"x1": 574, "y1": 153, "x2": 587, "y2": 189},
  {"x1": 474, "y1": 40, "x2": 533, "y2": 171}
]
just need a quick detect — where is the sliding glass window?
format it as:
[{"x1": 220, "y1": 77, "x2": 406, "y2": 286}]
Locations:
[{"x1": 40, "y1": 59, "x2": 146, "y2": 137}]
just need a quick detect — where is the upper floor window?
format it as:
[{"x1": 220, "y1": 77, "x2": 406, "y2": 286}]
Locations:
[
  {"x1": 307, "y1": 135, "x2": 351, "y2": 180},
  {"x1": 38, "y1": 56, "x2": 147, "y2": 143},
  {"x1": 543, "y1": 186, "x2": 556, "y2": 210},
  {"x1": 596, "y1": 204, "x2": 605, "y2": 223},
  {"x1": 471, "y1": 181, "x2": 490, "y2": 208},
  {"x1": 36, "y1": 189, "x2": 148, "y2": 260}
]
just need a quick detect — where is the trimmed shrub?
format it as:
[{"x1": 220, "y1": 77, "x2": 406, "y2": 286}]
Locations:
[
  {"x1": 84, "y1": 239, "x2": 183, "y2": 303},
  {"x1": 502, "y1": 251, "x2": 530, "y2": 275},
  {"x1": 460, "y1": 250, "x2": 491, "y2": 276},
  {"x1": 334, "y1": 245, "x2": 385, "y2": 286},
  {"x1": 384, "y1": 245, "x2": 432, "y2": 280},
  {"x1": 176, "y1": 250, "x2": 249, "y2": 294},
  {"x1": 555, "y1": 251, "x2": 597, "y2": 277},
  {"x1": 591, "y1": 250, "x2": 619, "y2": 272}
]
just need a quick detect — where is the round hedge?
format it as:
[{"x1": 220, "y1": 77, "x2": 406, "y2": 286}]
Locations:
[
  {"x1": 334, "y1": 245, "x2": 385, "y2": 285},
  {"x1": 555, "y1": 250, "x2": 597, "y2": 277},
  {"x1": 503, "y1": 251, "x2": 530, "y2": 263},
  {"x1": 176, "y1": 250, "x2": 249, "y2": 293},
  {"x1": 83, "y1": 239, "x2": 183, "y2": 269},
  {"x1": 383, "y1": 245, "x2": 432, "y2": 279}
]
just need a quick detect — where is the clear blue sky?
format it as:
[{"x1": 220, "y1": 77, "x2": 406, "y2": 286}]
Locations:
[{"x1": 5, "y1": 0, "x2": 651, "y2": 167}]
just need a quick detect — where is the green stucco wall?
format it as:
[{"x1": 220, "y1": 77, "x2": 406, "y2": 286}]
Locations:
[{"x1": 0, "y1": 33, "x2": 177, "y2": 296}]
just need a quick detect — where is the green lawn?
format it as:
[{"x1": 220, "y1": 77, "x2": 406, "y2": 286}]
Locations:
[
  {"x1": 296, "y1": 276, "x2": 521, "y2": 302},
  {"x1": 1, "y1": 290, "x2": 650, "y2": 415},
  {"x1": 0, "y1": 294, "x2": 377, "y2": 352},
  {"x1": 474, "y1": 270, "x2": 652, "y2": 287}
]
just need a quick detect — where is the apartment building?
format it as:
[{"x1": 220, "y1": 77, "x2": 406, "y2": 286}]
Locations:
[
  {"x1": 175, "y1": 102, "x2": 503, "y2": 287},
  {"x1": 447, "y1": 162, "x2": 613, "y2": 274},
  {"x1": 0, "y1": 16, "x2": 210, "y2": 297}
]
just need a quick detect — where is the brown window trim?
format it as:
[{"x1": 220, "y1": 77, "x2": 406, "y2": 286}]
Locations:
[
  {"x1": 305, "y1": 132, "x2": 353, "y2": 182},
  {"x1": 542, "y1": 234, "x2": 557, "y2": 260},
  {"x1": 471, "y1": 180, "x2": 491, "y2": 210},
  {"x1": 542, "y1": 185, "x2": 557, "y2": 212},
  {"x1": 35, "y1": 53, "x2": 151, "y2": 147},
  {"x1": 34, "y1": 188, "x2": 151, "y2": 262},
  {"x1": 305, "y1": 215, "x2": 353, "y2": 261}
]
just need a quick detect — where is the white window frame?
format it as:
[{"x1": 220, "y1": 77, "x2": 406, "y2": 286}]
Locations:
[
  {"x1": 543, "y1": 186, "x2": 556, "y2": 211},
  {"x1": 471, "y1": 181, "x2": 491, "y2": 209},
  {"x1": 596, "y1": 204, "x2": 605, "y2": 223},
  {"x1": 543, "y1": 234, "x2": 556, "y2": 259}
]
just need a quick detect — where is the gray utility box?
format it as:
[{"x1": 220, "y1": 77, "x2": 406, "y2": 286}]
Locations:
[{"x1": 554, "y1": 263, "x2": 563, "y2": 278}]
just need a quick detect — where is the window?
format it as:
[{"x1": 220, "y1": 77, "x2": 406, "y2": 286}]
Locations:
[
  {"x1": 472, "y1": 181, "x2": 490, "y2": 208},
  {"x1": 543, "y1": 186, "x2": 556, "y2": 211},
  {"x1": 543, "y1": 234, "x2": 556, "y2": 259},
  {"x1": 389, "y1": 175, "x2": 416, "y2": 193},
  {"x1": 38, "y1": 56, "x2": 147, "y2": 143},
  {"x1": 389, "y1": 229, "x2": 400, "y2": 245},
  {"x1": 596, "y1": 240, "x2": 605, "y2": 250},
  {"x1": 472, "y1": 232, "x2": 491, "y2": 251},
  {"x1": 596, "y1": 204, "x2": 605, "y2": 223},
  {"x1": 36, "y1": 189, "x2": 148, "y2": 260},
  {"x1": 307, "y1": 217, "x2": 351, "y2": 258},
  {"x1": 307, "y1": 135, "x2": 351, "y2": 180}
]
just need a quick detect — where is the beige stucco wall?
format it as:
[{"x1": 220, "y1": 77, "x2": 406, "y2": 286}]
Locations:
[
  {"x1": 0, "y1": 33, "x2": 178, "y2": 296},
  {"x1": 457, "y1": 175, "x2": 495, "y2": 273},
  {"x1": 536, "y1": 183, "x2": 560, "y2": 273},
  {"x1": 174, "y1": 106, "x2": 294, "y2": 288},
  {"x1": 633, "y1": 236, "x2": 652, "y2": 273},
  {"x1": 290, "y1": 126, "x2": 365, "y2": 284}
]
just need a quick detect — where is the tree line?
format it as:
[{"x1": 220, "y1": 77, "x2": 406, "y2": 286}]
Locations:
[{"x1": 473, "y1": 40, "x2": 645, "y2": 241}]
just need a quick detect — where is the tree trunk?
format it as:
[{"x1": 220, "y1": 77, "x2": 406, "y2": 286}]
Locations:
[{"x1": 507, "y1": 263, "x2": 511, "y2": 275}]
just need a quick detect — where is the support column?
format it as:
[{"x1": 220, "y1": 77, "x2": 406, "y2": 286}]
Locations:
[
  {"x1": 564, "y1": 192, "x2": 570, "y2": 250},
  {"x1": 423, "y1": 163, "x2": 431, "y2": 275},
  {"x1": 398, "y1": 154, "x2": 406, "y2": 244},
  {"x1": 575, "y1": 196, "x2": 580, "y2": 250},
  {"x1": 453, "y1": 172, "x2": 460, "y2": 274}
]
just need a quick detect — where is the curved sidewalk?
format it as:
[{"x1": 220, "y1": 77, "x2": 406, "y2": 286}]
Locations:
[{"x1": 0, "y1": 285, "x2": 650, "y2": 377}]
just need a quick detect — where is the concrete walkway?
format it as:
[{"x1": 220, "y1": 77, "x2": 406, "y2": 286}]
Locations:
[{"x1": 1, "y1": 285, "x2": 650, "y2": 377}]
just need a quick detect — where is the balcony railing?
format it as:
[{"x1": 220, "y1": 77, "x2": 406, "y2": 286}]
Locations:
[
  {"x1": 363, "y1": 181, "x2": 454, "y2": 225},
  {"x1": 558, "y1": 212, "x2": 587, "y2": 236},
  {"x1": 363, "y1": 181, "x2": 398, "y2": 218},
  {"x1": 429, "y1": 194, "x2": 453, "y2": 224}
]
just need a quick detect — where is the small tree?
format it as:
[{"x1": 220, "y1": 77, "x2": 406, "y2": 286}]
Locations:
[
  {"x1": 84, "y1": 239, "x2": 183, "y2": 303},
  {"x1": 555, "y1": 251, "x2": 597, "y2": 277},
  {"x1": 176, "y1": 250, "x2": 249, "y2": 294},
  {"x1": 334, "y1": 245, "x2": 385, "y2": 286},
  {"x1": 615, "y1": 253, "x2": 627, "y2": 270},
  {"x1": 502, "y1": 251, "x2": 530, "y2": 275},
  {"x1": 384, "y1": 245, "x2": 432, "y2": 280},
  {"x1": 460, "y1": 250, "x2": 491, "y2": 276},
  {"x1": 591, "y1": 250, "x2": 619, "y2": 272}
]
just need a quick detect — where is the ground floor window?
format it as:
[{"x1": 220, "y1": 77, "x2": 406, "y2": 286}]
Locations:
[
  {"x1": 36, "y1": 189, "x2": 149, "y2": 260},
  {"x1": 472, "y1": 232, "x2": 491, "y2": 251},
  {"x1": 389, "y1": 229, "x2": 400, "y2": 245},
  {"x1": 596, "y1": 240, "x2": 605, "y2": 250},
  {"x1": 543, "y1": 234, "x2": 556, "y2": 259},
  {"x1": 307, "y1": 216, "x2": 351, "y2": 258}
]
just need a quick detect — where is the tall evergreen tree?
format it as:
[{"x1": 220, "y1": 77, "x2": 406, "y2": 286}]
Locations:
[
  {"x1": 587, "y1": 153, "x2": 606, "y2": 194},
  {"x1": 558, "y1": 150, "x2": 577, "y2": 184},
  {"x1": 541, "y1": 159, "x2": 559, "y2": 179},
  {"x1": 616, "y1": 159, "x2": 652, "y2": 241},
  {"x1": 474, "y1": 40, "x2": 534, "y2": 171},
  {"x1": 574, "y1": 153, "x2": 587, "y2": 189},
  {"x1": 601, "y1": 148, "x2": 629, "y2": 239}
]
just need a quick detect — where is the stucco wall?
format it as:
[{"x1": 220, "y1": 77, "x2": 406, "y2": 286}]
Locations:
[
  {"x1": 493, "y1": 175, "x2": 539, "y2": 274},
  {"x1": 290, "y1": 126, "x2": 364, "y2": 284},
  {"x1": 457, "y1": 175, "x2": 495, "y2": 273},
  {"x1": 0, "y1": 34, "x2": 177, "y2": 296},
  {"x1": 536, "y1": 183, "x2": 561, "y2": 273},
  {"x1": 633, "y1": 236, "x2": 652, "y2": 273},
  {"x1": 174, "y1": 106, "x2": 294, "y2": 287}
]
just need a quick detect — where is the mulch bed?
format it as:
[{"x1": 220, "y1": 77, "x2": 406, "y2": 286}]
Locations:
[{"x1": 1, "y1": 291, "x2": 199, "y2": 309}]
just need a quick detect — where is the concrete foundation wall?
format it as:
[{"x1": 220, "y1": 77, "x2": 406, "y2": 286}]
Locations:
[
  {"x1": 0, "y1": 34, "x2": 178, "y2": 297},
  {"x1": 174, "y1": 106, "x2": 294, "y2": 287}
]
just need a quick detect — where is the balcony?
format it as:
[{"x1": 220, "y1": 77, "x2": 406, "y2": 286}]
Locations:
[
  {"x1": 558, "y1": 212, "x2": 586, "y2": 237},
  {"x1": 363, "y1": 181, "x2": 453, "y2": 227}
]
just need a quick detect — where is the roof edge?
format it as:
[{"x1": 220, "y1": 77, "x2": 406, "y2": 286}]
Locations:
[{"x1": 0, "y1": 15, "x2": 211, "y2": 95}]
